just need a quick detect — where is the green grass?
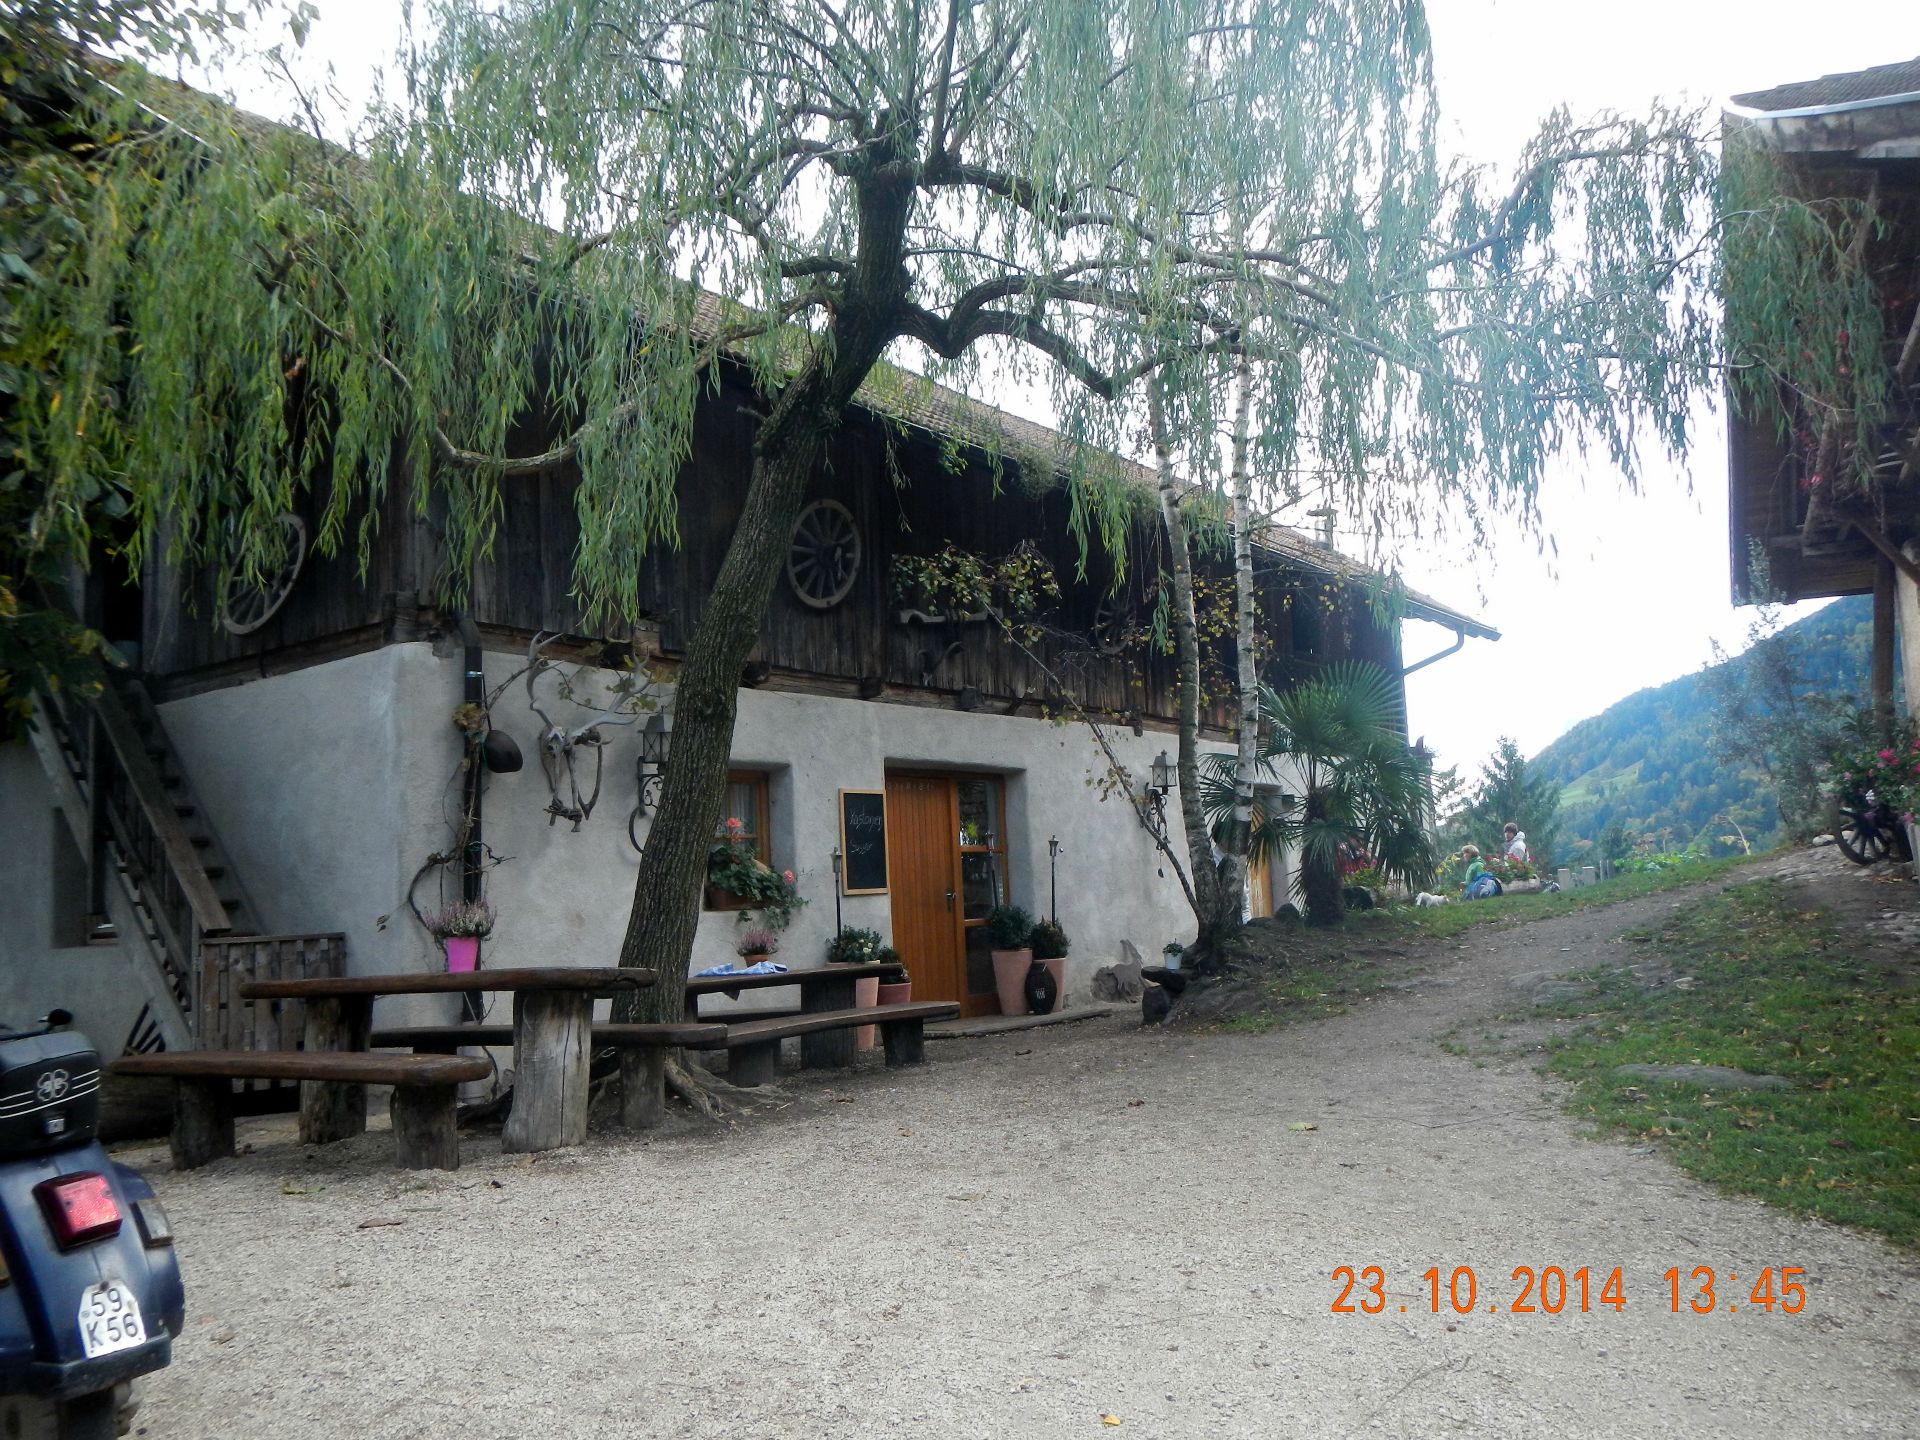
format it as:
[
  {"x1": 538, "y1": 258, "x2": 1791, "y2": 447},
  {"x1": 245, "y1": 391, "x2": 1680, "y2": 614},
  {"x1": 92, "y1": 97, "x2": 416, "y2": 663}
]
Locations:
[
  {"x1": 1531, "y1": 879, "x2": 1920, "y2": 1248},
  {"x1": 1356, "y1": 854, "x2": 1747, "y2": 942}
]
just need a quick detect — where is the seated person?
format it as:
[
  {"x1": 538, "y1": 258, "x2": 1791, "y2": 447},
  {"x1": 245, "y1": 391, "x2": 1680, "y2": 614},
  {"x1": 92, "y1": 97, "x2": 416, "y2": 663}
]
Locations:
[
  {"x1": 1460, "y1": 844, "x2": 1502, "y2": 899},
  {"x1": 1503, "y1": 823, "x2": 1530, "y2": 866}
]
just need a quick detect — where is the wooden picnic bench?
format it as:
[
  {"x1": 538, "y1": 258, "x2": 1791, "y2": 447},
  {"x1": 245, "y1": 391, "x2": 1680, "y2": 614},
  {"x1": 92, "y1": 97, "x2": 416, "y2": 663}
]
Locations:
[
  {"x1": 684, "y1": 962, "x2": 906, "y2": 1067},
  {"x1": 681, "y1": 1001, "x2": 959, "y2": 1085},
  {"x1": 110, "y1": 1050, "x2": 489, "y2": 1171},
  {"x1": 369, "y1": 1021, "x2": 725, "y2": 1131},
  {"x1": 238, "y1": 967, "x2": 654, "y2": 1154}
]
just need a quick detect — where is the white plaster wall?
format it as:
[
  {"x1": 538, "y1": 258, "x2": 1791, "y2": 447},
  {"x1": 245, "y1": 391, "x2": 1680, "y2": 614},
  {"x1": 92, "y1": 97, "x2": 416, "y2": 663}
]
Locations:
[
  {"x1": 159, "y1": 644, "x2": 459, "y2": 1028},
  {"x1": 125, "y1": 643, "x2": 1290, "y2": 1026},
  {"x1": 0, "y1": 742, "x2": 147, "y2": 1045},
  {"x1": 476, "y1": 659, "x2": 1218, "y2": 1006}
]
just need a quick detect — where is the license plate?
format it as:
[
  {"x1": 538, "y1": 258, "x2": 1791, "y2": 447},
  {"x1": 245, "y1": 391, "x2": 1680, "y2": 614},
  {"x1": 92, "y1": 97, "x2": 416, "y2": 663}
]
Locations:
[{"x1": 76, "y1": 1281, "x2": 146, "y2": 1359}]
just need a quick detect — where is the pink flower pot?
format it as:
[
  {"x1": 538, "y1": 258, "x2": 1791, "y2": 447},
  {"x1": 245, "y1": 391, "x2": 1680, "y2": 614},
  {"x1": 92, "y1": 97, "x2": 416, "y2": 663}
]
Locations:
[
  {"x1": 444, "y1": 935, "x2": 479, "y2": 973},
  {"x1": 855, "y1": 975, "x2": 880, "y2": 1051},
  {"x1": 877, "y1": 980, "x2": 912, "y2": 1007}
]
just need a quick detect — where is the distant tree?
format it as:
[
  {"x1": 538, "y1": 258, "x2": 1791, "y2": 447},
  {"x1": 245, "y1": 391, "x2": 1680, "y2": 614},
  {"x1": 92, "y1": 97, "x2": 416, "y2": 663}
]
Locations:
[
  {"x1": 1452, "y1": 736, "x2": 1562, "y2": 869},
  {"x1": 1702, "y1": 601, "x2": 1859, "y2": 841}
]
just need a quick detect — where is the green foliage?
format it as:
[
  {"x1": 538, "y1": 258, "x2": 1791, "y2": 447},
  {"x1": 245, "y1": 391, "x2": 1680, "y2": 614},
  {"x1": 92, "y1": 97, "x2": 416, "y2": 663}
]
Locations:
[
  {"x1": 1826, "y1": 720, "x2": 1920, "y2": 824},
  {"x1": 1441, "y1": 736, "x2": 1561, "y2": 871},
  {"x1": 1539, "y1": 596, "x2": 1880, "y2": 854},
  {"x1": 707, "y1": 820, "x2": 804, "y2": 929},
  {"x1": 1028, "y1": 919, "x2": 1070, "y2": 961},
  {"x1": 1202, "y1": 660, "x2": 1434, "y2": 924},
  {"x1": 1538, "y1": 881, "x2": 1920, "y2": 1248},
  {"x1": 825, "y1": 927, "x2": 883, "y2": 965},
  {"x1": 982, "y1": 904, "x2": 1035, "y2": 951}
]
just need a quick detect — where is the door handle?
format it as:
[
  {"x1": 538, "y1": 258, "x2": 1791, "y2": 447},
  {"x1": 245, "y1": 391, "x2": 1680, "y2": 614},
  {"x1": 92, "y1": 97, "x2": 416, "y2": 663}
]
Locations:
[{"x1": 945, "y1": 889, "x2": 955, "y2": 911}]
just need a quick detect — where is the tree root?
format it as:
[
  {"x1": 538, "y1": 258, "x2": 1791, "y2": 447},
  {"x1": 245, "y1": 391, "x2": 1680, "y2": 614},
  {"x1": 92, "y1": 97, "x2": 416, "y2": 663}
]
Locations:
[{"x1": 664, "y1": 1053, "x2": 774, "y2": 1121}]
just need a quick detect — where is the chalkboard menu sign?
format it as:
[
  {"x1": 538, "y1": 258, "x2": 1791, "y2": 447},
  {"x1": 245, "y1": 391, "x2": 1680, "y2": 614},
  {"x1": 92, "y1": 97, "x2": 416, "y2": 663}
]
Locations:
[{"x1": 838, "y1": 789, "x2": 889, "y2": 895}]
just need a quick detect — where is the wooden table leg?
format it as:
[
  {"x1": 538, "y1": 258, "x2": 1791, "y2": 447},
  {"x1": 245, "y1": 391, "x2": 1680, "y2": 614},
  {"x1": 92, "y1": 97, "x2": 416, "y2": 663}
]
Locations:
[
  {"x1": 391, "y1": 1085, "x2": 461, "y2": 1170},
  {"x1": 800, "y1": 973, "x2": 857, "y2": 1069},
  {"x1": 503, "y1": 989, "x2": 592, "y2": 1153},
  {"x1": 300, "y1": 995, "x2": 372, "y2": 1144},
  {"x1": 172, "y1": 1077, "x2": 235, "y2": 1169}
]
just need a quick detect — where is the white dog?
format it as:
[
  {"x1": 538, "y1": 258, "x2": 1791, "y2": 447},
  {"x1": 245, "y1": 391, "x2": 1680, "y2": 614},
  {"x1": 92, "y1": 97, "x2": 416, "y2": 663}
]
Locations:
[{"x1": 1414, "y1": 891, "x2": 1450, "y2": 907}]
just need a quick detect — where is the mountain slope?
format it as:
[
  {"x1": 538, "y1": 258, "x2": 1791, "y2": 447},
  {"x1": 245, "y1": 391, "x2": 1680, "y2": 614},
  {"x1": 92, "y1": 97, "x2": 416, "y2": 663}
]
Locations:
[{"x1": 1533, "y1": 597, "x2": 1875, "y2": 856}]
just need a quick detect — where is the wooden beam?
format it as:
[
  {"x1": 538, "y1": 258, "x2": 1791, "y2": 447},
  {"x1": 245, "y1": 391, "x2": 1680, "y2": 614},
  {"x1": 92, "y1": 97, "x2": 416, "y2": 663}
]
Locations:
[
  {"x1": 1852, "y1": 518, "x2": 1920, "y2": 591},
  {"x1": 1873, "y1": 554, "x2": 1896, "y2": 744}
]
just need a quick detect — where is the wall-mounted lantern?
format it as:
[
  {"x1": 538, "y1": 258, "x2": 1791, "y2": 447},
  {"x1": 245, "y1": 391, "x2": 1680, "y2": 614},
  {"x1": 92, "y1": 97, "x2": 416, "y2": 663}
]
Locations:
[
  {"x1": 1149, "y1": 750, "x2": 1175, "y2": 797},
  {"x1": 634, "y1": 712, "x2": 671, "y2": 816}
]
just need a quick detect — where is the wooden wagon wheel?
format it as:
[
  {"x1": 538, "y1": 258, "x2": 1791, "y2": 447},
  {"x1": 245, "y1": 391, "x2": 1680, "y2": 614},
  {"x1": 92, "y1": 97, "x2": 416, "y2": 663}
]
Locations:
[
  {"x1": 218, "y1": 514, "x2": 308, "y2": 635},
  {"x1": 786, "y1": 498, "x2": 861, "y2": 609}
]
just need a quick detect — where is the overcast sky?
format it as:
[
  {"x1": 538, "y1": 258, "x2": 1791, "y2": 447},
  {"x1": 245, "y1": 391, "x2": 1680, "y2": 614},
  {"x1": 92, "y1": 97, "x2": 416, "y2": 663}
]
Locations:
[{"x1": 215, "y1": 1, "x2": 1915, "y2": 778}]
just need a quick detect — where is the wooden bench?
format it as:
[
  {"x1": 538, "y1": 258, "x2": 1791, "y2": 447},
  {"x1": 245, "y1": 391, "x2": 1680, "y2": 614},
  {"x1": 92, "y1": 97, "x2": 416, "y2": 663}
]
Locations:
[
  {"x1": 681, "y1": 1002, "x2": 959, "y2": 1086},
  {"x1": 684, "y1": 962, "x2": 906, "y2": 1069},
  {"x1": 239, "y1": 967, "x2": 654, "y2": 1154},
  {"x1": 110, "y1": 1051, "x2": 490, "y2": 1171},
  {"x1": 368, "y1": 1022, "x2": 726, "y2": 1131}
]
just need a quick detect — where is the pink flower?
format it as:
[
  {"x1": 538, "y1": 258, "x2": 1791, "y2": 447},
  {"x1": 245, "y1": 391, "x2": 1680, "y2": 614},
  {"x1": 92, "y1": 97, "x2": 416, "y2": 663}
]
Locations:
[
  {"x1": 1879, "y1": 749, "x2": 1897, "y2": 763},
  {"x1": 782, "y1": 869, "x2": 795, "y2": 884},
  {"x1": 724, "y1": 817, "x2": 744, "y2": 833}
]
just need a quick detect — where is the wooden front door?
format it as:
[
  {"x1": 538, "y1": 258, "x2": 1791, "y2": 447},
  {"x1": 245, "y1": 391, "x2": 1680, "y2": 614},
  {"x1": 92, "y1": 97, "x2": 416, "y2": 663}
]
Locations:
[{"x1": 886, "y1": 773, "x2": 1006, "y2": 1018}]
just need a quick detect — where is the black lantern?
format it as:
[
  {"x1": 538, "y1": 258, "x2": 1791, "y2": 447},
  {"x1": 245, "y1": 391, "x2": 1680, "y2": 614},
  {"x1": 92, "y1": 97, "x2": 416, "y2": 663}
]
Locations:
[
  {"x1": 1149, "y1": 750, "x2": 1174, "y2": 797},
  {"x1": 634, "y1": 713, "x2": 671, "y2": 815}
]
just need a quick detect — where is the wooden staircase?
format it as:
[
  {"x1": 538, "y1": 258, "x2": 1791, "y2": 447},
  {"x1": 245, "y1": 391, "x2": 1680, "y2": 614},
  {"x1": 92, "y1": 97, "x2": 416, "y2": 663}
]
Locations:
[{"x1": 27, "y1": 672, "x2": 260, "y2": 1051}]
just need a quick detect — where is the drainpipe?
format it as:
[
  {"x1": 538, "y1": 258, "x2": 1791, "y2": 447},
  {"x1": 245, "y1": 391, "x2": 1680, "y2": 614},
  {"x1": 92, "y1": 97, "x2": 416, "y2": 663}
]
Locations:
[{"x1": 1401, "y1": 626, "x2": 1467, "y2": 677}]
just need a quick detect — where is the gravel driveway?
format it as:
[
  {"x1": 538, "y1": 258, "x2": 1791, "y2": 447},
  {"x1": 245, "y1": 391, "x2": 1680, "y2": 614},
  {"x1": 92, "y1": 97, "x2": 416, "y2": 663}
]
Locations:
[{"x1": 128, "y1": 877, "x2": 1920, "y2": 1438}]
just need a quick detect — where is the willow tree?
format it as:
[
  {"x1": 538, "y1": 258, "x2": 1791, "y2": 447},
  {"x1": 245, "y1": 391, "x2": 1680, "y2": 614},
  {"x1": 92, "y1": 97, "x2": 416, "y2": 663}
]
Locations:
[{"x1": 16, "y1": 1, "x2": 1742, "y2": 1020}]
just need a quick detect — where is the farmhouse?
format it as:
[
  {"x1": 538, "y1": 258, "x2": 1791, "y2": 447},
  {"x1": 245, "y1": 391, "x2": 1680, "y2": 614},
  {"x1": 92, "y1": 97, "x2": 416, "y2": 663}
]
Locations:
[{"x1": 1724, "y1": 56, "x2": 1920, "y2": 720}]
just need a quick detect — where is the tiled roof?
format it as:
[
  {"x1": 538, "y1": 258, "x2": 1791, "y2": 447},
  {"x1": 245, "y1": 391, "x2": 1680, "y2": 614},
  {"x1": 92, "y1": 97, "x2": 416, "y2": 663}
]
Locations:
[{"x1": 1731, "y1": 56, "x2": 1920, "y2": 114}]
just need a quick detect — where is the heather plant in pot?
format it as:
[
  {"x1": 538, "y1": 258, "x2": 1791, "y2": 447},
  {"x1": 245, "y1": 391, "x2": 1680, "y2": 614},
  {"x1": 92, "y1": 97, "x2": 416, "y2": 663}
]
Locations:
[
  {"x1": 424, "y1": 898, "x2": 494, "y2": 973},
  {"x1": 983, "y1": 904, "x2": 1035, "y2": 1017}
]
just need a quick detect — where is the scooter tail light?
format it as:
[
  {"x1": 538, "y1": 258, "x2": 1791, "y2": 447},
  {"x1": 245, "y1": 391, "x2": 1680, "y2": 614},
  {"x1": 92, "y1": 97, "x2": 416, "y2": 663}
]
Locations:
[{"x1": 33, "y1": 1172, "x2": 123, "y2": 1248}]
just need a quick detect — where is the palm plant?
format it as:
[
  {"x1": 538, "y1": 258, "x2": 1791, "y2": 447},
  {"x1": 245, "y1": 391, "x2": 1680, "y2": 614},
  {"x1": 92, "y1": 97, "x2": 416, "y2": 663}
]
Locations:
[{"x1": 1201, "y1": 662, "x2": 1436, "y2": 927}]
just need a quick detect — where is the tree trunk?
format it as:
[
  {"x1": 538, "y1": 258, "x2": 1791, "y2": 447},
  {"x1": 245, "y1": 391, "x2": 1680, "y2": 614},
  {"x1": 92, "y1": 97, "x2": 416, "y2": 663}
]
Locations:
[
  {"x1": 1222, "y1": 359, "x2": 1258, "y2": 920},
  {"x1": 1301, "y1": 790, "x2": 1344, "y2": 926},
  {"x1": 614, "y1": 153, "x2": 914, "y2": 1027},
  {"x1": 1148, "y1": 386, "x2": 1232, "y2": 967}
]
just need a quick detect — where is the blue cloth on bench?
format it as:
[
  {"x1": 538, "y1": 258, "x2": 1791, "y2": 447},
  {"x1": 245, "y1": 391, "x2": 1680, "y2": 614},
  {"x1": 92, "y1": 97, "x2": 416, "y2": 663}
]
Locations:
[{"x1": 694, "y1": 960, "x2": 789, "y2": 978}]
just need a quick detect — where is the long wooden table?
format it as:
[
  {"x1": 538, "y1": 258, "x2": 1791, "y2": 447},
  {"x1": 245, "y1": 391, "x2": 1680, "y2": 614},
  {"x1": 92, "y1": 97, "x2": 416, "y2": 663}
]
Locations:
[
  {"x1": 684, "y1": 962, "x2": 905, "y2": 1069},
  {"x1": 238, "y1": 967, "x2": 655, "y2": 1153}
]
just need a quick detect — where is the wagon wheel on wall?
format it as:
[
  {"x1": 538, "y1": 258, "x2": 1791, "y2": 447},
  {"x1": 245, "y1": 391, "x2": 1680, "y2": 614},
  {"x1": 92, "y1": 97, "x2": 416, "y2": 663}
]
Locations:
[
  {"x1": 786, "y1": 499, "x2": 862, "y2": 609},
  {"x1": 218, "y1": 514, "x2": 308, "y2": 635}
]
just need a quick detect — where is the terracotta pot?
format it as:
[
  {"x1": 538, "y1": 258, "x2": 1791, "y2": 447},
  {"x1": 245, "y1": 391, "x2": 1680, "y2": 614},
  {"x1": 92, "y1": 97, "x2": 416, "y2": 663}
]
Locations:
[
  {"x1": 877, "y1": 980, "x2": 912, "y2": 1007},
  {"x1": 444, "y1": 935, "x2": 479, "y2": 973},
  {"x1": 991, "y1": 948, "x2": 1033, "y2": 1016},
  {"x1": 854, "y1": 975, "x2": 880, "y2": 1051}
]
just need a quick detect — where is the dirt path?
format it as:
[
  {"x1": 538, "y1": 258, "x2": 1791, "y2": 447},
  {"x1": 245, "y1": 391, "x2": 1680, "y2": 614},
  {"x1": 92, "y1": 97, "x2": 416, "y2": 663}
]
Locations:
[{"x1": 131, "y1": 869, "x2": 1920, "y2": 1439}]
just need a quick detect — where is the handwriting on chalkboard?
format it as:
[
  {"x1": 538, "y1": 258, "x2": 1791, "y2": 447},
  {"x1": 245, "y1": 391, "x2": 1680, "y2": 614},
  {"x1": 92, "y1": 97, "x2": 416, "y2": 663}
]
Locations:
[{"x1": 839, "y1": 790, "x2": 888, "y2": 894}]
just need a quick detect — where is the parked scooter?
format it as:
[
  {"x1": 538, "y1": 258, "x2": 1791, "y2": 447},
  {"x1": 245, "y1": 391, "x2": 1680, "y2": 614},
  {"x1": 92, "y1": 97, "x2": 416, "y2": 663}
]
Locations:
[{"x1": 0, "y1": 1011, "x2": 184, "y2": 1438}]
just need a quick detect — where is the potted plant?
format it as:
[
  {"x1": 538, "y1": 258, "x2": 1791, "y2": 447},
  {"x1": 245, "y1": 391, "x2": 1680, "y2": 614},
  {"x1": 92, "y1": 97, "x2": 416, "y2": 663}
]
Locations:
[
  {"x1": 736, "y1": 928, "x2": 780, "y2": 963},
  {"x1": 826, "y1": 927, "x2": 885, "y2": 1051},
  {"x1": 983, "y1": 904, "x2": 1035, "y2": 1016},
  {"x1": 424, "y1": 898, "x2": 494, "y2": 973},
  {"x1": 875, "y1": 946, "x2": 911, "y2": 1006},
  {"x1": 1162, "y1": 939, "x2": 1186, "y2": 972},
  {"x1": 706, "y1": 818, "x2": 806, "y2": 928},
  {"x1": 1028, "y1": 919, "x2": 1069, "y2": 1013}
]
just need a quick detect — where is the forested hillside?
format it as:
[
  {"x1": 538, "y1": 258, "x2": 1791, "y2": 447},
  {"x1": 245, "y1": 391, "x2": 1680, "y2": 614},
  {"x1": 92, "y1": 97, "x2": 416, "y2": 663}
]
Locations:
[{"x1": 1533, "y1": 597, "x2": 1875, "y2": 857}]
